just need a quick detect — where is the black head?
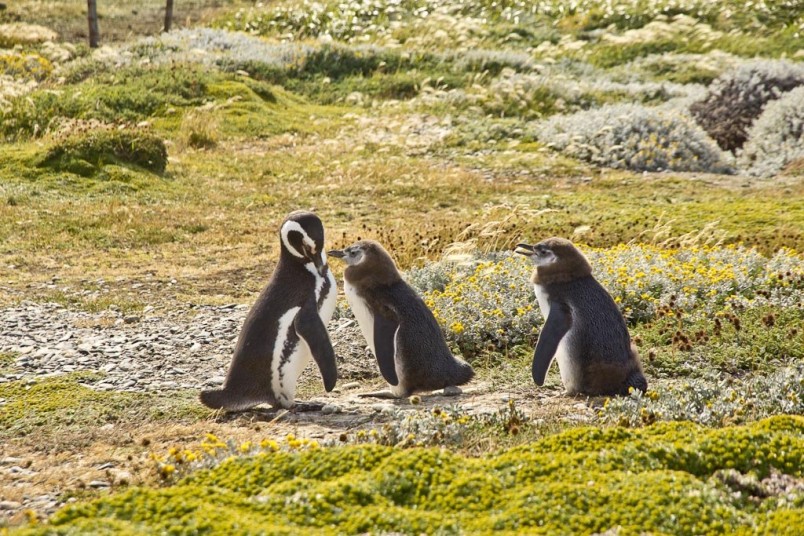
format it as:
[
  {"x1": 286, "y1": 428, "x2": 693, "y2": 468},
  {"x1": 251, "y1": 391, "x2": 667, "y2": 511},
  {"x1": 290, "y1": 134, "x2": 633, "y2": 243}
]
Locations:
[{"x1": 279, "y1": 211, "x2": 327, "y2": 274}]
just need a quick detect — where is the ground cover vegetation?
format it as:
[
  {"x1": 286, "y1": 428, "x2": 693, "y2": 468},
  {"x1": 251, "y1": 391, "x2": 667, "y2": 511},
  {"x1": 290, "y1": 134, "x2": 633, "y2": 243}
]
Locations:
[{"x1": 1, "y1": 0, "x2": 803, "y2": 532}]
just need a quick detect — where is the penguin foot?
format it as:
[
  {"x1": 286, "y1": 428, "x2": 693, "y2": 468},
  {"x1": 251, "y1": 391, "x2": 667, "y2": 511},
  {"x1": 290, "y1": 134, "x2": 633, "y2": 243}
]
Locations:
[
  {"x1": 357, "y1": 390, "x2": 400, "y2": 399},
  {"x1": 291, "y1": 401, "x2": 326, "y2": 412}
]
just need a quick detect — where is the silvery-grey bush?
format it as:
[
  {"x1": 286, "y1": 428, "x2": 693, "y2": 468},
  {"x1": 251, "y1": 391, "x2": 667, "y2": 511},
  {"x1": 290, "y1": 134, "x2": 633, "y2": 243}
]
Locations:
[
  {"x1": 535, "y1": 103, "x2": 731, "y2": 173},
  {"x1": 739, "y1": 86, "x2": 804, "y2": 178},
  {"x1": 690, "y1": 60, "x2": 804, "y2": 152}
]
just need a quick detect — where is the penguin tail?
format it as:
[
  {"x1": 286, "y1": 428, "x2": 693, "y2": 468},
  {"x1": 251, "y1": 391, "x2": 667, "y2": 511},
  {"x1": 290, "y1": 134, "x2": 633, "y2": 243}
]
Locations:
[
  {"x1": 625, "y1": 343, "x2": 648, "y2": 394},
  {"x1": 453, "y1": 358, "x2": 475, "y2": 387},
  {"x1": 199, "y1": 388, "x2": 228, "y2": 410}
]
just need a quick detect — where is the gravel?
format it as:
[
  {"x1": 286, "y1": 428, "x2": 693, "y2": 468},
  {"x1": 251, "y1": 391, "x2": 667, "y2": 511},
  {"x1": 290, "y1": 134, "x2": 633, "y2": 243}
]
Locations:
[{"x1": 0, "y1": 302, "x2": 377, "y2": 392}]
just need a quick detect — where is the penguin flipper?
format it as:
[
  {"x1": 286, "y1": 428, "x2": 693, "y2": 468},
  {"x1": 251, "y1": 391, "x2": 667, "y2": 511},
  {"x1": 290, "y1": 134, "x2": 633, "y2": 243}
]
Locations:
[
  {"x1": 373, "y1": 313, "x2": 400, "y2": 386},
  {"x1": 533, "y1": 302, "x2": 571, "y2": 386},
  {"x1": 294, "y1": 299, "x2": 338, "y2": 392}
]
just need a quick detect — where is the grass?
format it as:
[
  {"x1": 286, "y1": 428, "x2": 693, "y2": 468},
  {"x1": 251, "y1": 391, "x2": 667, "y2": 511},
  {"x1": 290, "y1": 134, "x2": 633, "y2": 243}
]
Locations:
[
  {"x1": 0, "y1": 373, "x2": 206, "y2": 442},
  {"x1": 1, "y1": 0, "x2": 803, "y2": 531}
]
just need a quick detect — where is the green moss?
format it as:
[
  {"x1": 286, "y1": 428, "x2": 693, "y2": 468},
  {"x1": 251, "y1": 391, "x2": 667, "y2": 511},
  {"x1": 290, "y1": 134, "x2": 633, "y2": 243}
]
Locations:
[
  {"x1": 20, "y1": 417, "x2": 804, "y2": 535},
  {"x1": 38, "y1": 129, "x2": 168, "y2": 175},
  {"x1": 0, "y1": 65, "x2": 342, "y2": 142},
  {"x1": 0, "y1": 374, "x2": 206, "y2": 440}
]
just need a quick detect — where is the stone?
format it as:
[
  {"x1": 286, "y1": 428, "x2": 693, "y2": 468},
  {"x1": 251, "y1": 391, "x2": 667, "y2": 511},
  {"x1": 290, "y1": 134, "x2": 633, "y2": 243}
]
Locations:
[{"x1": 322, "y1": 404, "x2": 342, "y2": 415}]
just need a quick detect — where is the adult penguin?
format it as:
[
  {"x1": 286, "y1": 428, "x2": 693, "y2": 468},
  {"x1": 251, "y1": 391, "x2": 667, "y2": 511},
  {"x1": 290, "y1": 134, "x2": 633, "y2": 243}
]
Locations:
[{"x1": 200, "y1": 211, "x2": 338, "y2": 410}]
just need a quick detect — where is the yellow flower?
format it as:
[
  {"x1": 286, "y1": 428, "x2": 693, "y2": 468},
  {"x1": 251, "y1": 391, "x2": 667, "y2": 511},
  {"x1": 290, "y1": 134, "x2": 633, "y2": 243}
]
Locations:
[{"x1": 260, "y1": 439, "x2": 279, "y2": 451}]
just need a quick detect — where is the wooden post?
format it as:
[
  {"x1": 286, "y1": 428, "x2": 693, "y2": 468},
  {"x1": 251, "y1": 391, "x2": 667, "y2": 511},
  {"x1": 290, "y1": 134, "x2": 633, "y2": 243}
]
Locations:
[
  {"x1": 164, "y1": 0, "x2": 174, "y2": 32},
  {"x1": 87, "y1": 0, "x2": 100, "y2": 48}
]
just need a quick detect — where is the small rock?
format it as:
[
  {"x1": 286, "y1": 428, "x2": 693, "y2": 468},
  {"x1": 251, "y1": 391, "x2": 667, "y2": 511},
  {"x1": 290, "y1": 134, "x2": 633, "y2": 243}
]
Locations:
[
  {"x1": 442, "y1": 386, "x2": 462, "y2": 396},
  {"x1": 0, "y1": 500, "x2": 22, "y2": 510},
  {"x1": 371, "y1": 403, "x2": 394, "y2": 414},
  {"x1": 88, "y1": 480, "x2": 110, "y2": 489},
  {"x1": 342, "y1": 381, "x2": 361, "y2": 390},
  {"x1": 123, "y1": 316, "x2": 139, "y2": 324},
  {"x1": 322, "y1": 404, "x2": 341, "y2": 415},
  {"x1": 111, "y1": 470, "x2": 132, "y2": 486}
]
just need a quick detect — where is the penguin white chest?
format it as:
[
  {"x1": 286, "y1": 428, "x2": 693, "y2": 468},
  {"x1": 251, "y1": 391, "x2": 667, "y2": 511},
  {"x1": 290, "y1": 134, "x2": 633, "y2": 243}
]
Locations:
[
  {"x1": 533, "y1": 284, "x2": 551, "y2": 318},
  {"x1": 533, "y1": 284, "x2": 580, "y2": 392},
  {"x1": 271, "y1": 266, "x2": 338, "y2": 409},
  {"x1": 271, "y1": 306, "x2": 305, "y2": 408},
  {"x1": 318, "y1": 269, "x2": 338, "y2": 325},
  {"x1": 344, "y1": 281, "x2": 376, "y2": 356}
]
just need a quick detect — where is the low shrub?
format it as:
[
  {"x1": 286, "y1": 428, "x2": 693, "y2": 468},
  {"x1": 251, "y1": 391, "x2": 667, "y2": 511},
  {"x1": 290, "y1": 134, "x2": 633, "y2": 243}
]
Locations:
[
  {"x1": 0, "y1": 22, "x2": 57, "y2": 47},
  {"x1": 38, "y1": 126, "x2": 168, "y2": 175},
  {"x1": 0, "y1": 52, "x2": 53, "y2": 81},
  {"x1": 0, "y1": 65, "x2": 218, "y2": 140},
  {"x1": 599, "y1": 365, "x2": 804, "y2": 427},
  {"x1": 535, "y1": 103, "x2": 731, "y2": 173},
  {"x1": 738, "y1": 86, "x2": 804, "y2": 178},
  {"x1": 690, "y1": 60, "x2": 804, "y2": 152},
  {"x1": 35, "y1": 416, "x2": 804, "y2": 534},
  {"x1": 411, "y1": 246, "x2": 803, "y2": 360}
]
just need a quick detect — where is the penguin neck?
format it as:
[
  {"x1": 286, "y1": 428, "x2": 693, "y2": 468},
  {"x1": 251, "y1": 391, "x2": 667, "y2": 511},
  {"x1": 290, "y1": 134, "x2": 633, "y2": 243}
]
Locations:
[
  {"x1": 531, "y1": 263, "x2": 592, "y2": 286},
  {"x1": 344, "y1": 263, "x2": 400, "y2": 291},
  {"x1": 278, "y1": 247, "x2": 316, "y2": 276}
]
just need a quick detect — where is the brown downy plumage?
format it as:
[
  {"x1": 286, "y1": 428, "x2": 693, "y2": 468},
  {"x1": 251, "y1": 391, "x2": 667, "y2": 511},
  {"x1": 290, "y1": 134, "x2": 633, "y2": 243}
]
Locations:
[
  {"x1": 329, "y1": 240, "x2": 474, "y2": 397},
  {"x1": 516, "y1": 237, "x2": 647, "y2": 396}
]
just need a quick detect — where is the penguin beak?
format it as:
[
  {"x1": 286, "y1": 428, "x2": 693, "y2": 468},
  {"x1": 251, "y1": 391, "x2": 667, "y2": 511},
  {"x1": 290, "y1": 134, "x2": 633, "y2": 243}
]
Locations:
[
  {"x1": 311, "y1": 251, "x2": 326, "y2": 275},
  {"x1": 327, "y1": 249, "x2": 345, "y2": 259},
  {"x1": 514, "y1": 243, "x2": 535, "y2": 256}
]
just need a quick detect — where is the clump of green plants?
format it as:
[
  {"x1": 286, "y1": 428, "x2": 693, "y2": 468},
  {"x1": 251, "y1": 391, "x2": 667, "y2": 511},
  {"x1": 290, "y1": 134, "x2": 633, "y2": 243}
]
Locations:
[
  {"x1": 690, "y1": 60, "x2": 804, "y2": 152},
  {"x1": 738, "y1": 86, "x2": 804, "y2": 178},
  {"x1": 621, "y1": 51, "x2": 740, "y2": 85},
  {"x1": 178, "y1": 108, "x2": 219, "y2": 150},
  {"x1": 25, "y1": 416, "x2": 804, "y2": 535},
  {"x1": 414, "y1": 245, "x2": 803, "y2": 360},
  {"x1": 38, "y1": 125, "x2": 168, "y2": 175},
  {"x1": 637, "y1": 304, "x2": 803, "y2": 377},
  {"x1": 0, "y1": 22, "x2": 58, "y2": 47},
  {"x1": 599, "y1": 365, "x2": 804, "y2": 427},
  {"x1": 0, "y1": 52, "x2": 53, "y2": 81},
  {"x1": 0, "y1": 64, "x2": 216, "y2": 140},
  {"x1": 0, "y1": 373, "x2": 204, "y2": 439},
  {"x1": 535, "y1": 102, "x2": 732, "y2": 173}
]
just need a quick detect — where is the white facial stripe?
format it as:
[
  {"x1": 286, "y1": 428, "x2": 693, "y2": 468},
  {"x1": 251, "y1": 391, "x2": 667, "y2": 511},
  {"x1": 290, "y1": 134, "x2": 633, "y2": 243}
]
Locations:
[
  {"x1": 281, "y1": 220, "x2": 316, "y2": 258},
  {"x1": 534, "y1": 251, "x2": 557, "y2": 267}
]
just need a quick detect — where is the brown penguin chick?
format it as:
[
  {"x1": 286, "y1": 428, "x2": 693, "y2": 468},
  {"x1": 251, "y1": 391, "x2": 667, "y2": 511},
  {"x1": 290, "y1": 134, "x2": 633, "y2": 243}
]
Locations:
[
  {"x1": 328, "y1": 240, "x2": 474, "y2": 398},
  {"x1": 515, "y1": 237, "x2": 647, "y2": 396}
]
